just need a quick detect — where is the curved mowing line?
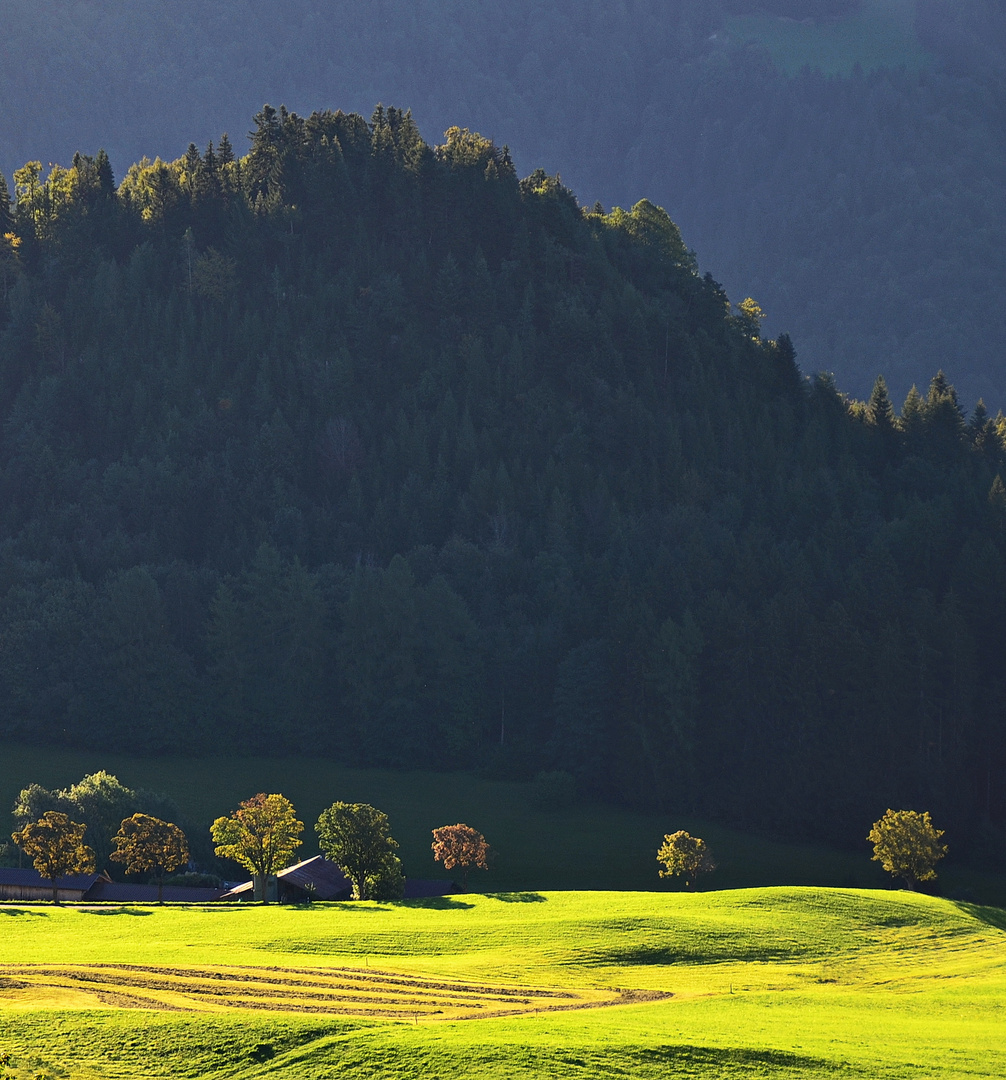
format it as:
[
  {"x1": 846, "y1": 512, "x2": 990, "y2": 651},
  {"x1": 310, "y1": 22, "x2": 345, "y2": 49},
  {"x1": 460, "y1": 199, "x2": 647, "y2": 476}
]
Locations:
[{"x1": 0, "y1": 964, "x2": 668, "y2": 1020}]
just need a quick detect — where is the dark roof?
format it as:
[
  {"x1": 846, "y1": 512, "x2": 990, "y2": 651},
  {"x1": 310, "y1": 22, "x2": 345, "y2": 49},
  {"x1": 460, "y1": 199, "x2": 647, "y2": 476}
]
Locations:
[
  {"x1": 221, "y1": 856, "x2": 351, "y2": 901},
  {"x1": 83, "y1": 880, "x2": 227, "y2": 903},
  {"x1": 0, "y1": 867, "x2": 103, "y2": 891},
  {"x1": 278, "y1": 856, "x2": 351, "y2": 899}
]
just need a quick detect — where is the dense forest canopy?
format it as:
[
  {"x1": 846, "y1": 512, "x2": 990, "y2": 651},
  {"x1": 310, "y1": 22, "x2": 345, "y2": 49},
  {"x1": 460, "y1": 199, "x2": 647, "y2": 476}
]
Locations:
[
  {"x1": 2, "y1": 106, "x2": 1006, "y2": 864},
  {"x1": 1, "y1": 0, "x2": 1004, "y2": 405}
]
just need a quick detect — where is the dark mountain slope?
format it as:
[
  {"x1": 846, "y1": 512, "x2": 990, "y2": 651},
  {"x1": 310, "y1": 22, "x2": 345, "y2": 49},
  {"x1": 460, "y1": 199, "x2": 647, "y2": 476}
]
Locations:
[
  {"x1": 2, "y1": 108, "x2": 1006, "y2": 855},
  {"x1": 2, "y1": 1, "x2": 1004, "y2": 406}
]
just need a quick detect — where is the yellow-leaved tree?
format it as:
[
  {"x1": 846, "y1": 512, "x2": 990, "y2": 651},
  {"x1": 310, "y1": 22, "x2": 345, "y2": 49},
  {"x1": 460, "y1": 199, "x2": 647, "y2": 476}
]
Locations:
[
  {"x1": 12, "y1": 812, "x2": 96, "y2": 903},
  {"x1": 656, "y1": 830, "x2": 716, "y2": 891},
  {"x1": 867, "y1": 809, "x2": 947, "y2": 889},
  {"x1": 111, "y1": 814, "x2": 189, "y2": 903},
  {"x1": 211, "y1": 794, "x2": 303, "y2": 901}
]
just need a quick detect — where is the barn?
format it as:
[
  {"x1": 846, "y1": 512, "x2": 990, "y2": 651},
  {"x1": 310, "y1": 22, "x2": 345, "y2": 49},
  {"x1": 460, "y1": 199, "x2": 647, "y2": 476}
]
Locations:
[
  {"x1": 0, "y1": 867, "x2": 226, "y2": 903},
  {"x1": 220, "y1": 855, "x2": 352, "y2": 902},
  {"x1": 0, "y1": 868, "x2": 107, "y2": 903}
]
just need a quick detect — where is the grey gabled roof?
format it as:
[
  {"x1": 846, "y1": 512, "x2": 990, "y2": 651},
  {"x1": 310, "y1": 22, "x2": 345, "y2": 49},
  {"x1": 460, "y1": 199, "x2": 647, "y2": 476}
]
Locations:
[
  {"x1": 0, "y1": 867, "x2": 104, "y2": 891},
  {"x1": 83, "y1": 880, "x2": 227, "y2": 903},
  {"x1": 221, "y1": 855, "x2": 351, "y2": 900},
  {"x1": 277, "y1": 855, "x2": 351, "y2": 899}
]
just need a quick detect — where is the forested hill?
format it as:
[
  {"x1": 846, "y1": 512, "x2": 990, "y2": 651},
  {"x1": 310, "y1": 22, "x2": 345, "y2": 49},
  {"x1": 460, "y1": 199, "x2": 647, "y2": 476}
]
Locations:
[
  {"x1": 1, "y1": 108, "x2": 1006, "y2": 856},
  {"x1": 3, "y1": 0, "x2": 1005, "y2": 407}
]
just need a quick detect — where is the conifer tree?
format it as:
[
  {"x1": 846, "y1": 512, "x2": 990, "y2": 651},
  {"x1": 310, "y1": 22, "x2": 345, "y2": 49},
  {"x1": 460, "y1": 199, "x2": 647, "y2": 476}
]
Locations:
[
  {"x1": 900, "y1": 385, "x2": 925, "y2": 438},
  {"x1": 95, "y1": 149, "x2": 115, "y2": 196},
  {"x1": 0, "y1": 173, "x2": 12, "y2": 233},
  {"x1": 867, "y1": 375, "x2": 895, "y2": 428},
  {"x1": 216, "y1": 133, "x2": 235, "y2": 167}
]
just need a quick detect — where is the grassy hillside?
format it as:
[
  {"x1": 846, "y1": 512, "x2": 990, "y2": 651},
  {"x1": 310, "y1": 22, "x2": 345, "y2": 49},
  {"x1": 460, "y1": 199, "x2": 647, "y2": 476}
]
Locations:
[
  {"x1": 0, "y1": 889, "x2": 1004, "y2": 1078},
  {"x1": 728, "y1": 0, "x2": 928, "y2": 74},
  {"x1": 4, "y1": 744, "x2": 1006, "y2": 905}
]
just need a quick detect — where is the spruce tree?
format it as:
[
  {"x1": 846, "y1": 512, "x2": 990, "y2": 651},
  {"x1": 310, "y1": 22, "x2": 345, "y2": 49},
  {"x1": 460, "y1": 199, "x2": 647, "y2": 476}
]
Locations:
[
  {"x1": 901, "y1": 385, "x2": 925, "y2": 438},
  {"x1": 216, "y1": 133, "x2": 235, "y2": 167},
  {"x1": 0, "y1": 172, "x2": 13, "y2": 233},
  {"x1": 95, "y1": 149, "x2": 115, "y2": 196},
  {"x1": 867, "y1": 375, "x2": 895, "y2": 428}
]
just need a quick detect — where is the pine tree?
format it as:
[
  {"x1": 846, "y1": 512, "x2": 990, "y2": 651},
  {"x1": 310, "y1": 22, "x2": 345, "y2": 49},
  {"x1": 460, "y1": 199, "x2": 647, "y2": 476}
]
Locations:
[
  {"x1": 0, "y1": 172, "x2": 13, "y2": 234},
  {"x1": 95, "y1": 149, "x2": 115, "y2": 196},
  {"x1": 217, "y1": 133, "x2": 235, "y2": 167},
  {"x1": 774, "y1": 332, "x2": 800, "y2": 387},
  {"x1": 867, "y1": 375, "x2": 895, "y2": 428},
  {"x1": 900, "y1": 385, "x2": 925, "y2": 439}
]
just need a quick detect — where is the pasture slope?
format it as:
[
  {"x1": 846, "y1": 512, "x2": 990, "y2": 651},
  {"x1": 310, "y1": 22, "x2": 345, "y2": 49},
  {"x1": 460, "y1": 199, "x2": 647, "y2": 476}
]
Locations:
[{"x1": 0, "y1": 888, "x2": 1004, "y2": 1079}]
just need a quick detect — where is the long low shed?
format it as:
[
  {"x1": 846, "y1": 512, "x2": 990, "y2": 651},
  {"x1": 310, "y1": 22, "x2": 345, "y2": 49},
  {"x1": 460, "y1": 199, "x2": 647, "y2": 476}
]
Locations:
[{"x1": 0, "y1": 868, "x2": 225, "y2": 903}]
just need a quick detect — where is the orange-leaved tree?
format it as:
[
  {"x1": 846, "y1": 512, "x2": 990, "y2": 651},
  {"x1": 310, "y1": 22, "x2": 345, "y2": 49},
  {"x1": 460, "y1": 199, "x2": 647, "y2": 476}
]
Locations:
[
  {"x1": 111, "y1": 813, "x2": 189, "y2": 903},
  {"x1": 656, "y1": 830, "x2": 716, "y2": 890},
  {"x1": 431, "y1": 824, "x2": 490, "y2": 892},
  {"x1": 12, "y1": 811, "x2": 96, "y2": 903},
  {"x1": 210, "y1": 793, "x2": 303, "y2": 901}
]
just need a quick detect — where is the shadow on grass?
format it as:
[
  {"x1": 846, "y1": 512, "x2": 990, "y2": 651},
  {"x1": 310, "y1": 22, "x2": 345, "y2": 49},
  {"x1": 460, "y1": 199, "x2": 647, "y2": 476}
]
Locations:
[
  {"x1": 486, "y1": 891, "x2": 547, "y2": 903},
  {"x1": 631, "y1": 1044, "x2": 845, "y2": 1073},
  {"x1": 77, "y1": 907, "x2": 153, "y2": 916},
  {"x1": 0, "y1": 908, "x2": 48, "y2": 916},
  {"x1": 952, "y1": 900, "x2": 1006, "y2": 933},
  {"x1": 404, "y1": 896, "x2": 474, "y2": 910},
  {"x1": 580, "y1": 941, "x2": 799, "y2": 966}
]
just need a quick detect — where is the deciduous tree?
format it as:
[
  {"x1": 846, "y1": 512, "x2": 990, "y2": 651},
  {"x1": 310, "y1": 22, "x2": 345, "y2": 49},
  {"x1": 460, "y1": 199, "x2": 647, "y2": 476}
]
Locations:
[
  {"x1": 12, "y1": 771, "x2": 154, "y2": 871},
  {"x1": 110, "y1": 814, "x2": 189, "y2": 902},
  {"x1": 211, "y1": 794, "x2": 303, "y2": 901},
  {"x1": 12, "y1": 812, "x2": 96, "y2": 902},
  {"x1": 867, "y1": 809, "x2": 947, "y2": 889},
  {"x1": 431, "y1": 823, "x2": 490, "y2": 891},
  {"x1": 656, "y1": 830, "x2": 715, "y2": 890},
  {"x1": 315, "y1": 802, "x2": 402, "y2": 900}
]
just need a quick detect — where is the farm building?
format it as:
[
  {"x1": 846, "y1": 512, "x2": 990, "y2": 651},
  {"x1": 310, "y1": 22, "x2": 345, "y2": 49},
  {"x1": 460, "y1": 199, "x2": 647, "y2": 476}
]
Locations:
[
  {"x1": 0, "y1": 867, "x2": 226, "y2": 903},
  {"x1": 221, "y1": 855, "x2": 353, "y2": 902},
  {"x1": 0, "y1": 868, "x2": 107, "y2": 903},
  {"x1": 220, "y1": 856, "x2": 459, "y2": 901},
  {"x1": 84, "y1": 879, "x2": 227, "y2": 902}
]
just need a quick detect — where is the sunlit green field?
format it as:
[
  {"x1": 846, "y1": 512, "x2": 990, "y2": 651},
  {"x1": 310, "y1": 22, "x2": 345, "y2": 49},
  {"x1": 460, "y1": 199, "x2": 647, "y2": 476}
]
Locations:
[
  {"x1": 0, "y1": 888, "x2": 1004, "y2": 1078},
  {"x1": 728, "y1": 0, "x2": 928, "y2": 75}
]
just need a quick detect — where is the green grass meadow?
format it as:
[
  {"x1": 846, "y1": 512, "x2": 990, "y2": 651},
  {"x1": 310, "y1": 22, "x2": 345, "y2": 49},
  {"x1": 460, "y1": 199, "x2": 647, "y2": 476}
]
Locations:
[
  {"x1": 2, "y1": 746, "x2": 1005, "y2": 1078},
  {"x1": 0, "y1": 889, "x2": 1005, "y2": 1078},
  {"x1": 727, "y1": 0, "x2": 929, "y2": 75}
]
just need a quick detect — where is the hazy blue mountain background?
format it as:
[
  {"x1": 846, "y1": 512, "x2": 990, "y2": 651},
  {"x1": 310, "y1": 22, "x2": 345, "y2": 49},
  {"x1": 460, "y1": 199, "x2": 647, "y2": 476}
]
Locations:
[{"x1": 1, "y1": 0, "x2": 1003, "y2": 407}]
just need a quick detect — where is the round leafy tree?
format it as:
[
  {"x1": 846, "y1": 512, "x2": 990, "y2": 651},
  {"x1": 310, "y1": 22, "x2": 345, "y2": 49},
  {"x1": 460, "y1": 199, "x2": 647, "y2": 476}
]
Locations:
[
  {"x1": 12, "y1": 811, "x2": 96, "y2": 903},
  {"x1": 656, "y1": 830, "x2": 716, "y2": 891},
  {"x1": 211, "y1": 793, "x2": 303, "y2": 901},
  {"x1": 867, "y1": 809, "x2": 947, "y2": 889},
  {"x1": 315, "y1": 802, "x2": 402, "y2": 901},
  {"x1": 111, "y1": 813, "x2": 189, "y2": 902},
  {"x1": 431, "y1": 823, "x2": 490, "y2": 891}
]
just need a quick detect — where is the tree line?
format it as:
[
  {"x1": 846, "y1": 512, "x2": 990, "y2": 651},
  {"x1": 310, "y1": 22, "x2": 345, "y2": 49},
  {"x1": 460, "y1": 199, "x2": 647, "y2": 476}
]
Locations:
[
  {"x1": 10, "y1": 772, "x2": 491, "y2": 903},
  {"x1": 2, "y1": 106, "x2": 1006, "y2": 859},
  {"x1": 660, "y1": 809, "x2": 948, "y2": 891},
  {"x1": 10, "y1": 767, "x2": 942, "y2": 902}
]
